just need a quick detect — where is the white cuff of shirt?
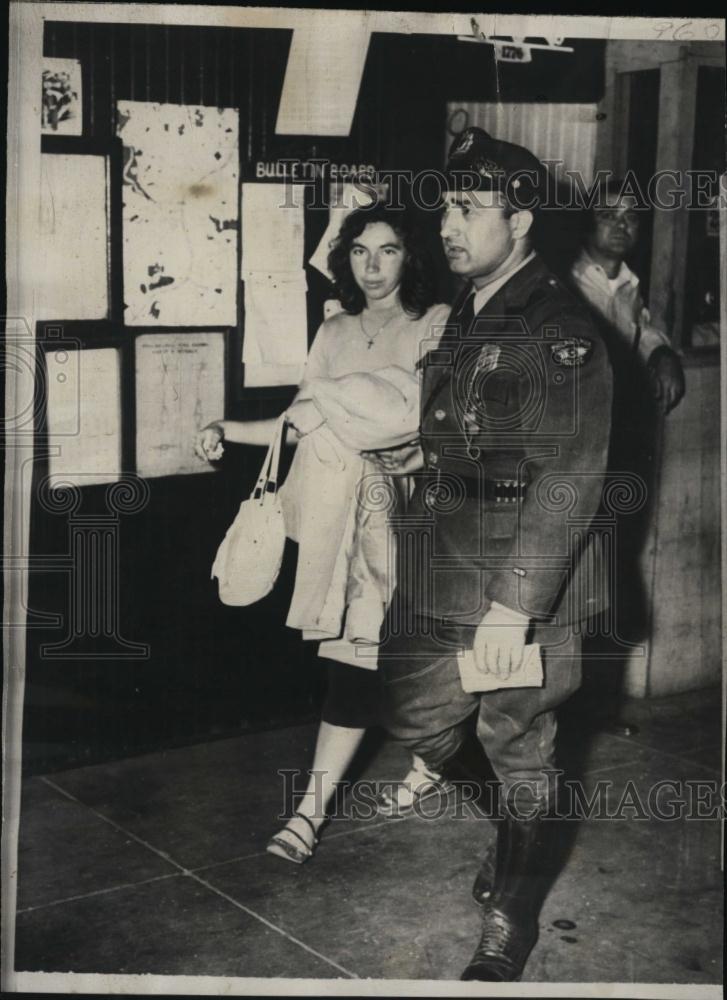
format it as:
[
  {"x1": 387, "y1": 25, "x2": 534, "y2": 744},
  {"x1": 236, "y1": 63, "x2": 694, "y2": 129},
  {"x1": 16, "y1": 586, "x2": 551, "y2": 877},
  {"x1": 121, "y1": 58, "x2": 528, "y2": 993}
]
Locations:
[{"x1": 488, "y1": 600, "x2": 531, "y2": 627}]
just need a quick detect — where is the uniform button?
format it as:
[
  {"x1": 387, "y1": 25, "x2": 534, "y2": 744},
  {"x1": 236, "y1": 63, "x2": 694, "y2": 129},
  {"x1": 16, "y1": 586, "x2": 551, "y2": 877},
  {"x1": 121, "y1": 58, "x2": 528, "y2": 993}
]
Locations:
[
  {"x1": 428, "y1": 452, "x2": 439, "y2": 465},
  {"x1": 434, "y1": 408, "x2": 446, "y2": 421}
]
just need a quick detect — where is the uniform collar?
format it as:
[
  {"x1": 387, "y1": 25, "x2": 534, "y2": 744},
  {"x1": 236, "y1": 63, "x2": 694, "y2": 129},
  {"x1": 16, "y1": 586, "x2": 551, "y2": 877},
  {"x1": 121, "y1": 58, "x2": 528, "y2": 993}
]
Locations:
[
  {"x1": 573, "y1": 248, "x2": 639, "y2": 291},
  {"x1": 452, "y1": 253, "x2": 547, "y2": 320},
  {"x1": 478, "y1": 252, "x2": 552, "y2": 315},
  {"x1": 471, "y1": 251, "x2": 537, "y2": 314}
]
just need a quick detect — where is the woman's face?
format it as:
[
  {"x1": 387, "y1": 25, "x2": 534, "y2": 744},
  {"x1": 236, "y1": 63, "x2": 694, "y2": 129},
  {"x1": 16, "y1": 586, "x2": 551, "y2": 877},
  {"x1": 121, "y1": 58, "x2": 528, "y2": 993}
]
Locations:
[{"x1": 349, "y1": 221, "x2": 406, "y2": 304}]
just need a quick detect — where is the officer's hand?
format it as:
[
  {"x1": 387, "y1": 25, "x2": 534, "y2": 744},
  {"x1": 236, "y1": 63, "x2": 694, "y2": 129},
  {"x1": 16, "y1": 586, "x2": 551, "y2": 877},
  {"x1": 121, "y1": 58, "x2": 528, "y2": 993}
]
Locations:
[
  {"x1": 649, "y1": 352, "x2": 685, "y2": 415},
  {"x1": 365, "y1": 440, "x2": 424, "y2": 474},
  {"x1": 194, "y1": 423, "x2": 224, "y2": 462},
  {"x1": 286, "y1": 398, "x2": 325, "y2": 437},
  {"x1": 473, "y1": 602, "x2": 530, "y2": 680}
]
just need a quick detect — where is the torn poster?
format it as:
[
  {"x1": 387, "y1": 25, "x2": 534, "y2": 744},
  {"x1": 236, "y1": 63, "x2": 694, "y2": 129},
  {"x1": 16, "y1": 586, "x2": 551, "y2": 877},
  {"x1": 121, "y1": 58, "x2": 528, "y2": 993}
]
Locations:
[
  {"x1": 241, "y1": 182, "x2": 306, "y2": 274},
  {"x1": 242, "y1": 270, "x2": 309, "y2": 387},
  {"x1": 38, "y1": 153, "x2": 109, "y2": 320},
  {"x1": 46, "y1": 348, "x2": 122, "y2": 488},
  {"x1": 42, "y1": 57, "x2": 83, "y2": 135},
  {"x1": 117, "y1": 101, "x2": 239, "y2": 327},
  {"x1": 135, "y1": 332, "x2": 226, "y2": 479}
]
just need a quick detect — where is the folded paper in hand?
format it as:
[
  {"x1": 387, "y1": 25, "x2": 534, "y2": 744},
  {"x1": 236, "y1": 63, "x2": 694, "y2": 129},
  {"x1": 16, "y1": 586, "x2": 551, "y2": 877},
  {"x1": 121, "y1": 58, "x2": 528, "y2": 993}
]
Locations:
[{"x1": 458, "y1": 643, "x2": 543, "y2": 694}]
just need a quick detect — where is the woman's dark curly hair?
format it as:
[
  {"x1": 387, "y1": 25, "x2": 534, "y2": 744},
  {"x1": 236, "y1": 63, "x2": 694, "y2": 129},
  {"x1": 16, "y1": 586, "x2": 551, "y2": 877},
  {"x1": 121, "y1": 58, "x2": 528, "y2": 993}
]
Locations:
[{"x1": 327, "y1": 204, "x2": 436, "y2": 318}]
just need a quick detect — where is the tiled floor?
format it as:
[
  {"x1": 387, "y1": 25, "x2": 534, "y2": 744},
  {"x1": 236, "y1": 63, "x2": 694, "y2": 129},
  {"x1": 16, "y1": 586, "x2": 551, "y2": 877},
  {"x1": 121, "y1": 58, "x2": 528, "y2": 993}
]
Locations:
[{"x1": 14, "y1": 685, "x2": 724, "y2": 984}]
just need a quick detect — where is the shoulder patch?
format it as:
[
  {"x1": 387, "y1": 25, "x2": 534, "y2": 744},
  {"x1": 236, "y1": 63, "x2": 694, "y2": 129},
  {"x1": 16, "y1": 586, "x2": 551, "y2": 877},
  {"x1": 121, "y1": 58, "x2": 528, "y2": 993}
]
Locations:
[{"x1": 550, "y1": 337, "x2": 593, "y2": 368}]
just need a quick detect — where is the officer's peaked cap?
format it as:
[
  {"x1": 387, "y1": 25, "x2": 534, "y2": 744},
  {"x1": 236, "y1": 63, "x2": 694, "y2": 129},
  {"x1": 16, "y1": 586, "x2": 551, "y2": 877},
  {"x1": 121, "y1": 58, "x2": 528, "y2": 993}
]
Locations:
[{"x1": 445, "y1": 126, "x2": 547, "y2": 210}]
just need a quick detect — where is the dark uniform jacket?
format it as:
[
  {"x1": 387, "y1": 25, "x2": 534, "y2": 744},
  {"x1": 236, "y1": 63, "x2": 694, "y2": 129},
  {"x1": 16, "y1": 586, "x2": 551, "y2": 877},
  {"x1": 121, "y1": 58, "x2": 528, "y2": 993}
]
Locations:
[{"x1": 396, "y1": 254, "x2": 613, "y2": 628}]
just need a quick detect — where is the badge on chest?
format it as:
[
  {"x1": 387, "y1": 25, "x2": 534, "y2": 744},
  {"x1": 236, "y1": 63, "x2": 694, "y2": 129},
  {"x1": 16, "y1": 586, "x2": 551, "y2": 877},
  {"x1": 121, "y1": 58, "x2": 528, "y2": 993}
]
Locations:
[{"x1": 474, "y1": 344, "x2": 501, "y2": 375}]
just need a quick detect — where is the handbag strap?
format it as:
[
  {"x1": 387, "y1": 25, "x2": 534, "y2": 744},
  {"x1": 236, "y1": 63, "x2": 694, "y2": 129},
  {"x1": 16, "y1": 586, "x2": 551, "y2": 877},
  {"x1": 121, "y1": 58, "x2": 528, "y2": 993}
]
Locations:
[
  {"x1": 252, "y1": 414, "x2": 286, "y2": 500},
  {"x1": 266, "y1": 413, "x2": 286, "y2": 489}
]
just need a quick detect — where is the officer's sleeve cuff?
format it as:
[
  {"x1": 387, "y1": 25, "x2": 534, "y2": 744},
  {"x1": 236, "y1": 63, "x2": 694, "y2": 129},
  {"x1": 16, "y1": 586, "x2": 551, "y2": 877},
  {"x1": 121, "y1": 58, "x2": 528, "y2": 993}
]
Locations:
[{"x1": 647, "y1": 345, "x2": 681, "y2": 370}]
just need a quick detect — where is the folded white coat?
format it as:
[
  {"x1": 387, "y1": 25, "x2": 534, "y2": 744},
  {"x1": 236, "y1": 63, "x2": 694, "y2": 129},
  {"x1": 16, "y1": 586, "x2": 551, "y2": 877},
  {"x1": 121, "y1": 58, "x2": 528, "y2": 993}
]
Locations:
[
  {"x1": 280, "y1": 364, "x2": 422, "y2": 649},
  {"x1": 304, "y1": 364, "x2": 421, "y2": 452}
]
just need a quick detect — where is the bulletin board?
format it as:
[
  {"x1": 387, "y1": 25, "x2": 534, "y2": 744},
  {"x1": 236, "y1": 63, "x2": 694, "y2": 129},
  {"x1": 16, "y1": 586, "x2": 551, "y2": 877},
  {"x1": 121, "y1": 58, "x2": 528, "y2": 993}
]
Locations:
[{"x1": 34, "y1": 19, "x2": 398, "y2": 491}]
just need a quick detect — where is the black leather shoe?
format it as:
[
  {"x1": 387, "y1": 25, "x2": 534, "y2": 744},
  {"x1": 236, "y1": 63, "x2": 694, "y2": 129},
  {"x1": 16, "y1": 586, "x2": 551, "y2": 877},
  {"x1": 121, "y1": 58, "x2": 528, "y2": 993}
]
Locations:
[
  {"x1": 462, "y1": 811, "x2": 551, "y2": 982},
  {"x1": 460, "y1": 904, "x2": 537, "y2": 981}
]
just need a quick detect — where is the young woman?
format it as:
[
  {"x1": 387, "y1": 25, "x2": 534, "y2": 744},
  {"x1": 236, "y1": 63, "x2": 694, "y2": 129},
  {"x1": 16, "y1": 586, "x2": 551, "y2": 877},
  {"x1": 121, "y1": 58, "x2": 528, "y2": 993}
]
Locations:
[{"x1": 195, "y1": 204, "x2": 451, "y2": 864}]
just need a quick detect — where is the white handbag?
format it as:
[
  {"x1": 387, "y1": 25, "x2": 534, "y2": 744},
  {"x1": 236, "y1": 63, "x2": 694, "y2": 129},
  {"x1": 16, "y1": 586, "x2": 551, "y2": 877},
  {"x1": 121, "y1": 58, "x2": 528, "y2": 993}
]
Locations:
[{"x1": 211, "y1": 414, "x2": 287, "y2": 606}]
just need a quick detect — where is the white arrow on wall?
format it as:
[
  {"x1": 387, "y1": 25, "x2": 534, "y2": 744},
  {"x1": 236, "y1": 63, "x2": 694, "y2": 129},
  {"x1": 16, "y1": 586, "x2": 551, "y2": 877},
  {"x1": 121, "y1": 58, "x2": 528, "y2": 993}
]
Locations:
[{"x1": 275, "y1": 11, "x2": 372, "y2": 137}]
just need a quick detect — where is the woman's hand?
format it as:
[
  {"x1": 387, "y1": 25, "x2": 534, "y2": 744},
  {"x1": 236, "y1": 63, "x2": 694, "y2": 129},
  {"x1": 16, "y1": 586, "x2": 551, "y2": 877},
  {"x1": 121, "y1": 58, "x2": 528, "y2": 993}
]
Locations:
[
  {"x1": 286, "y1": 398, "x2": 325, "y2": 437},
  {"x1": 365, "y1": 439, "x2": 424, "y2": 474},
  {"x1": 194, "y1": 422, "x2": 225, "y2": 462}
]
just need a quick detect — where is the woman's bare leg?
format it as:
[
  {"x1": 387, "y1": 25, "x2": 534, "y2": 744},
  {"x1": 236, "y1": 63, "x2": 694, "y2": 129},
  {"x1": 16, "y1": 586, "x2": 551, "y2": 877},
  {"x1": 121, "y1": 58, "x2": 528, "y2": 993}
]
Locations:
[{"x1": 267, "y1": 721, "x2": 365, "y2": 861}]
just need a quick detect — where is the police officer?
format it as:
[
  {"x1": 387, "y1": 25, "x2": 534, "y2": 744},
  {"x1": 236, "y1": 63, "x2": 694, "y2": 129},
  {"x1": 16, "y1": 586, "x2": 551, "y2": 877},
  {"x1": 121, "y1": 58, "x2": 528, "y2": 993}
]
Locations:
[{"x1": 376, "y1": 128, "x2": 613, "y2": 981}]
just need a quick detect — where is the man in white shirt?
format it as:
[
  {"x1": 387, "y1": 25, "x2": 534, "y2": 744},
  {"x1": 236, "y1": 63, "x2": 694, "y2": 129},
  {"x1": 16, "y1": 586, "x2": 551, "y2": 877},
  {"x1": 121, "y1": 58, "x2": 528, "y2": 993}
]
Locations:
[
  {"x1": 571, "y1": 181, "x2": 686, "y2": 668},
  {"x1": 570, "y1": 182, "x2": 685, "y2": 413}
]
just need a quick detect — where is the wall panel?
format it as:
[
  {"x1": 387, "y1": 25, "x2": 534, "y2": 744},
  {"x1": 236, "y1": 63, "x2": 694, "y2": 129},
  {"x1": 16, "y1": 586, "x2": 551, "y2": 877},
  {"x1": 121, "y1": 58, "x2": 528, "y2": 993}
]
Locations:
[{"x1": 446, "y1": 101, "x2": 599, "y2": 185}]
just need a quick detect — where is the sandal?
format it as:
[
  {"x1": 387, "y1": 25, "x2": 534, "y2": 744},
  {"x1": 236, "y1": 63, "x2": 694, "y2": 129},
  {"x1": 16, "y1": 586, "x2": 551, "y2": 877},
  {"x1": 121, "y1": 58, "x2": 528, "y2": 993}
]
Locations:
[
  {"x1": 266, "y1": 812, "x2": 320, "y2": 865},
  {"x1": 376, "y1": 755, "x2": 456, "y2": 818}
]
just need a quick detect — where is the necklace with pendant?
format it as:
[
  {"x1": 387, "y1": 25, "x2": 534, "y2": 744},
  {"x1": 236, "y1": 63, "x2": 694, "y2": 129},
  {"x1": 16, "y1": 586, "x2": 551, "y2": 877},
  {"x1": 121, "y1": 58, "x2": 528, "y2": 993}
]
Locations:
[{"x1": 359, "y1": 306, "x2": 401, "y2": 349}]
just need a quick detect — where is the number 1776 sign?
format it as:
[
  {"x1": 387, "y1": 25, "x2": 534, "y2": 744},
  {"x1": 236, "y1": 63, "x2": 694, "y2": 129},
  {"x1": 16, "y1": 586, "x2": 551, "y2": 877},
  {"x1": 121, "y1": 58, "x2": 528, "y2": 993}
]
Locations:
[{"x1": 459, "y1": 20, "x2": 575, "y2": 63}]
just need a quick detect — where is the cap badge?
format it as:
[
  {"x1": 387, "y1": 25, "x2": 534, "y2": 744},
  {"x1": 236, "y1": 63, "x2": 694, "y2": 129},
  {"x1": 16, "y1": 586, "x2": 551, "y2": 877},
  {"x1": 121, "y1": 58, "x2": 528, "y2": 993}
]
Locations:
[{"x1": 454, "y1": 130, "x2": 475, "y2": 155}]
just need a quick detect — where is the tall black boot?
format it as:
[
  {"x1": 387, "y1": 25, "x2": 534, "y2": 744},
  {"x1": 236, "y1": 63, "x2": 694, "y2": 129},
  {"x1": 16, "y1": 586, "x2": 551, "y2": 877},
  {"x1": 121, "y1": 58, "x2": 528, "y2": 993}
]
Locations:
[
  {"x1": 471, "y1": 841, "x2": 495, "y2": 905},
  {"x1": 438, "y1": 733, "x2": 499, "y2": 902},
  {"x1": 461, "y1": 811, "x2": 550, "y2": 982}
]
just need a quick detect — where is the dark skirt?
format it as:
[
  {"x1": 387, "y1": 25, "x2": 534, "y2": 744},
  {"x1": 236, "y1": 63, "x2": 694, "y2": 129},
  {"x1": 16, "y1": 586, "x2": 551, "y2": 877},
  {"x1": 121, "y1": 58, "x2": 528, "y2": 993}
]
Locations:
[{"x1": 320, "y1": 659, "x2": 380, "y2": 728}]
